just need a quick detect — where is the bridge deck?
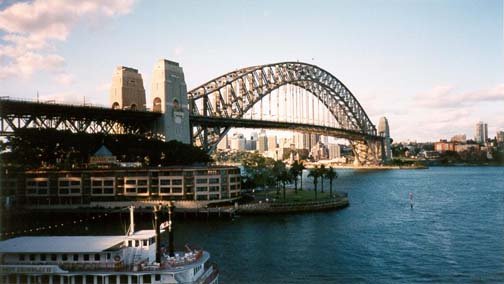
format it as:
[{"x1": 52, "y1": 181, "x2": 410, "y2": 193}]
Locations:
[
  {"x1": 189, "y1": 115, "x2": 383, "y2": 141},
  {"x1": 0, "y1": 99, "x2": 161, "y2": 122}
]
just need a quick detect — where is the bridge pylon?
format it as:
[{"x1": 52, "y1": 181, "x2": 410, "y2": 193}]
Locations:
[
  {"x1": 350, "y1": 139, "x2": 385, "y2": 166},
  {"x1": 151, "y1": 59, "x2": 191, "y2": 144}
]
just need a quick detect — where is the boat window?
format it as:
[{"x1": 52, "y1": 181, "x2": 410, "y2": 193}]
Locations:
[
  {"x1": 51, "y1": 254, "x2": 57, "y2": 261},
  {"x1": 40, "y1": 254, "x2": 46, "y2": 261},
  {"x1": 62, "y1": 254, "x2": 68, "y2": 261},
  {"x1": 29, "y1": 254, "x2": 35, "y2": 261},
  {"x1": 94, "y1": 254, "x2": 100, "y2": 261},
  {"x1": 135, "y1": 240, "x2": 139, "y2": 247},
  {"x1": 73, "y1": 254, "x2": 79, "y2": 261},
  {"x1": 107, "y1": 253, "x2": 111, "y2": 260},
  {"x1": 143, "y1": 240, "x2": 148, "y2": 246},
  {"x1": 84, "y1": 254, "x2": 90, "y2": 261},
  {"x1": 155, "y1": 275, "x2": 161, "y2": 281},
  {"x1": 128, "y1": 240, "x2": 133, "y2": 247},
  {"x1": 19, "y1": 254, "x2": 25, "y2": 261}
]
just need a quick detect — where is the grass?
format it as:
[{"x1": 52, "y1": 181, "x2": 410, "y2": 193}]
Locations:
[{"x1": 252, "y1": 187, "x2": 336, "y2": 203}]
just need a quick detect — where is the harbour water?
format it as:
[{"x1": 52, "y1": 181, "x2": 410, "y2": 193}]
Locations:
[
  {"x1": 174, "y1": 166, "x2": 504, "y2": 283},
  {"x1": 4, "y1": 167, "x2": 504, "y2": 283}
]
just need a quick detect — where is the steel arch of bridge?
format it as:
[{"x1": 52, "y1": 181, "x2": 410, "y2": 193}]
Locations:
[{"x1": 188, "y1": 61, "x2": 377, "y2": 150}]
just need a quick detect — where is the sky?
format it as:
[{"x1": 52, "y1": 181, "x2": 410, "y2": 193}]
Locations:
[{"x1": 0, "y1": 0, "x2": 503, "y2": 142}]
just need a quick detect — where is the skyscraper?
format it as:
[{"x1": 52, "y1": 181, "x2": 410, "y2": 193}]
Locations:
[{"x1": 475, "y1": 121, "x2": 488, "y2": 144}]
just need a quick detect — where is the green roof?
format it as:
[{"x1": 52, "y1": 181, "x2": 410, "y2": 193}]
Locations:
[{"x1": 93, "y1": 145, "x2": 113, "y2": 157}]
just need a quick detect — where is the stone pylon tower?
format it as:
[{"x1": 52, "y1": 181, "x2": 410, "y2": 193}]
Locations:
[
  {"x1": 378, "y1": 116, "x2": 392, "y2": 161},
  {"x1": 151, "y1": 59, "x2": 191, "y2": 144},
  {"x1": 109, "y1": 66, "x2": 146, "y2": 110}
]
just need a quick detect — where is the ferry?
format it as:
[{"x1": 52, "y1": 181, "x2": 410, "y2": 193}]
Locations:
[{"x1": 0, "y1": 203, "x2": 218, "y2": 284}]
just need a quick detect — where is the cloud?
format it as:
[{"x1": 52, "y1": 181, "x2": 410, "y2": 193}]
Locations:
[
  {"x1": 414, "y1": 84, "x2": 504, "y2": 108},
  {"x1": 0, "y1": 0, "x2": 135, "y2": 80}
]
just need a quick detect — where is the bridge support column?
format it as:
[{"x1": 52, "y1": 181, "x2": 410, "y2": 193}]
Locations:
[
  {"x1": 151, "y1": 59, "x2": 191, "y2": 144},
  {"x1": 351, "y1": 140, "x2": 383, "y2": 166}
]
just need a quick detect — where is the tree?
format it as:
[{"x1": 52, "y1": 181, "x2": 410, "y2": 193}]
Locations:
[
  {"x1": 272, "y1": 160, "x2": 287, "y2": 196},
  {"x1": 295, "y1": 161, "x2": 306, "y2": 191},
  {"x1": 319, "y1": 164, "x2": 327, "y2": 193},
  {"x1": 289, "y1": 161, "x2": 303, "y2": 194},
  {"x1": 325, "y1": 166, "x2": 338, "y2": 197},
  {"x1": 242, "y1": 152, "x2": 275, "y2": 189},
  {"x1": 278, "y1": 168, "x2": 292, "y2": 201},
  {"x1": 308, "y1": 166, "x2": 321, "y2": 200}
]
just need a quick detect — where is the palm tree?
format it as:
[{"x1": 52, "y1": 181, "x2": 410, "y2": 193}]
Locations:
[
  {"x1": 297, "y1": 161, "x2": 306, "y2": 191},
  {"x1": 272, "y1": 160, "x2": 287, "y2": 196},
  {"x1": 289, "y1": 161, "x2": 302, "y2": 194},
  {"x1": 308, "y1": 166, "x2": 321, "y2": 200},
  {"x1": 278, "y1": 169, "x2": 292, "y2": 201},
  {"x1": 319, "y1": 164, "x2": 328, "y2": 193},
  {"x1": 325, "y1": 166, "x2": 338, "y2": 198}
]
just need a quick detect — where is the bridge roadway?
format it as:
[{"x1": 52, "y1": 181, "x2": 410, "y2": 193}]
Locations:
[
  {"x1": 189, "y1": 115, "x2": 382, "y2": 142},
  {"x1": 0, "y1": 99, "x2": 382, "y2": 142}
]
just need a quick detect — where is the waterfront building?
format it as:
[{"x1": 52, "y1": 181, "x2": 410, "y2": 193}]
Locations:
[
  {"x1": 2, "y1": 166, "x2": 241, "y2": 208},
  {"x1": 434, "y1": 140, "x2": 456, "y2": 152},
  {"x1": 454, "y1": 144, "x2": 480, "y2": 153},
  {"x1": 109, "y1": 66, "x2": 146, "y2": 111},
  {"x1": 475, "y1": 121, "x2": 488, "y2": 144}
]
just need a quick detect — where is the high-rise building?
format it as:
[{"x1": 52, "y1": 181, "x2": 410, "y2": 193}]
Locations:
[
  {"x1": 294, "y1": 132, "x2": 309, "y2": 149},
  {"x1": 497, "y1": 131, "x2": 504, "y2": 143},
  {"x1": 328, "y1": 144, "x2": 341, "y2": 160},
  {"x1": 257, "y1": 130, "x2": 268, "y2": 153},
  {"x1": 217, "y1": 135, "x2": 229, "y2": 150},
  {"x1": 377, "y1": 117, "x2": 392, "y2": 161},
  {"x1": 109, "y1": 66, "x2": 146, "y2": 111},
  {"x1": 230, "y1": 133, "x2": 246, "y2": 151},
  {"x1": 267, "y1": 135, "x2": 277, "y2": 151},
  {"x1": 308, "y1": 134, "x2": 320, "y2": 150},
  {"x1": 450, "y1": 134, "x2": 467, "y2": 143},
  {"x1": 475, "y1": 121, "x2": 488, "y2": 144}
]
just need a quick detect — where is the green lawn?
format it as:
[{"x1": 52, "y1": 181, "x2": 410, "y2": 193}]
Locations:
[{"x1": 252, "y1": 187, "x2": 337, "y2": 203}]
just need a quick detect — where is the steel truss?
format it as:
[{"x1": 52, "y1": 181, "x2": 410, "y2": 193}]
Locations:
[
  {"x1": 0, "y1": 99, "x2": 160, "y2": 136},
  {"x1": 188, "y1": 61, "x2": 379, "y2": 151}
]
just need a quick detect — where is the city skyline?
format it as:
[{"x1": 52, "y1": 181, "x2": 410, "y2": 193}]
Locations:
[{"x1": 0, "y1": 0, "x2": 503, "y2": 142}]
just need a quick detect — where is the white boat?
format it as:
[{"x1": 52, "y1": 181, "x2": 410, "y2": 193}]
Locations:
[{"x1": 0, "y1": 204, "x2": 218, "y2": 284}]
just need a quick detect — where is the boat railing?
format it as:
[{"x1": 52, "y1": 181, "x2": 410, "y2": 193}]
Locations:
[{"x1": 161, "y1": 250, "x2": 203, "y2": 268}]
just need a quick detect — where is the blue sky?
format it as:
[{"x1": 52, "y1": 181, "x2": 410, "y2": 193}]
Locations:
[{"x1": 0, "y1": 0, "x2": 503, "y2": 142}]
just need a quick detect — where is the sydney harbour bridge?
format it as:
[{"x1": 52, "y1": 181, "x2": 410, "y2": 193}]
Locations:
[{"x1": 0, "y1": 60, "x2": 391, "y2": 165}]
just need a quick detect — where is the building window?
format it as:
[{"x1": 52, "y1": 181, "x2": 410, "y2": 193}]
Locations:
[
  {"x1": 172, "y1": 179, "x2": 182, "y2": 185},
  {"x1": 84, "y1": 254, "x2": 90, "y2": 261},
  {"x1": 62, "y1": 254, "x2": 68, "y2": 261},
  {"x1": 29, "y1": 254, "x2": 35, "y2": 261},
  {"x1": 94, "y1": 254, "x2": 100, "y2": 261},
  {"x1": 19, "y1": 254, "x2": 25, "y2": 261},
  {"x1": 73, "y1": 254, "x2": 79, "y2": 261},
  {"x1": 40, "y1": 254, "x2": 46, "y2": 261},
  {"x1": 209, "y1": 178, "x2": 219, "y2": 184},
  {"x1": 51, "y1": 254, "x2": 57, "y2": 261}
]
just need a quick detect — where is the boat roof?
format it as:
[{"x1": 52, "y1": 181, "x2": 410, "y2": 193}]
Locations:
[
  {"x1": 0, "y1": 235, "x2": 126, "y2": 253},
  {"x1": 127, "y1": 230, "x2": 156, "y2": 240}
]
